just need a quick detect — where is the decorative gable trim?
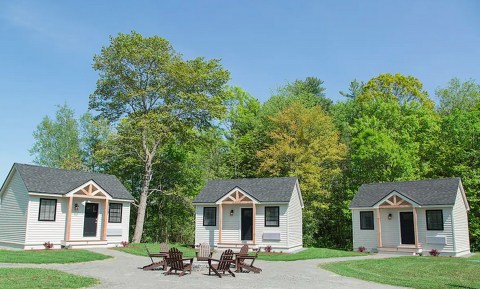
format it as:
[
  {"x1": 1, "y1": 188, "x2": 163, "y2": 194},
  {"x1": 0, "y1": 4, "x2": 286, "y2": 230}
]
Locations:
[
  {"x1": 215, "y1": 186, "x2": 259, "y2": 204},
  {"x1": 372, "y1": 190, "x2": 420, "y2": 208},
  {"x1": 65, "y1": 180, "x2": 112, "y2": 200}
]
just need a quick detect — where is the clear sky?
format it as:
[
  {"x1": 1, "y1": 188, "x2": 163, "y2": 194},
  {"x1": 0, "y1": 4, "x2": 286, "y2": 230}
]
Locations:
[{"x1": 0, "y1": 0, "x2": 479, "y2": 181}]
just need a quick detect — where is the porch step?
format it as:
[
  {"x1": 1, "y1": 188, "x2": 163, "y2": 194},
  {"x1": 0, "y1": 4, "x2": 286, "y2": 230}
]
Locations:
[
  {"x1": 378, "y1": 245, "x2": 422, "y2": 255},
  {"x1": 61, "y1": 240, "x2": 108, "y2": 249},
  {"x1": 216, "y1": 243, "x2": 259, "y2": 250}
]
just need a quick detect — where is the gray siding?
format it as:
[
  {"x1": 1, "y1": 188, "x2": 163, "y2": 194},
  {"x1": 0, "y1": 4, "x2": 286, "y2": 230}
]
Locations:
[
  {"x1": 452, "y1": 187, "x2": 470, "y2": 255},
  {"x1": 286, "y1": 184, "x2": 302, "y2": 248},
  {"x1": 417, "y1": 207, "x2": 455, "y2": 254},
  {"x1": 352, "y1": 209, "x2": 378, "y2": 251},
  {"x1": 0, "y1": 169, "x2": 29, "y2": 247}
]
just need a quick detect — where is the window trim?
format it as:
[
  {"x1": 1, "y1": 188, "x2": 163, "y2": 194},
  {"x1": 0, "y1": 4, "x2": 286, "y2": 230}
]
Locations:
[
  {"x1": 265, "y1": 206, "x2": 280, "y2": 227},
  {"x1": 203, "y1": 207, "x2": 217, "y2": 226},
  {"x1": 38, "y1": 198, "x2": 57, "y2": 222},
  {"x1": 108, "y1": 203, "x2": 123, "y2": 223},
  {"x1": 426, "y1": 210, "x2": 444, "y2": 231},
  {"x1": 360, "y1": 211, "x2": 374, "y2": 230}
]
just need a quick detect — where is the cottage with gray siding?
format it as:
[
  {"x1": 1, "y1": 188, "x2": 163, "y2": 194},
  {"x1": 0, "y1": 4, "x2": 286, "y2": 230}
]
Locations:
[
  {"x1": 0, "y1": 163, "x2": 134, "y2": 249},
  {"x1": 350, "y1": 178, "x2": 470, "y2": 256},
  {"x1": 193, "y1": 177, "x2": 303, "y2": 252}
]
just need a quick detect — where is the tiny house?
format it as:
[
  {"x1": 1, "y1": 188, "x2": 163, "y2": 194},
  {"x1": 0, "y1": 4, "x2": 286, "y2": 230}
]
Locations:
[
  {"x1": 350, "y1": 178, "x2": 470, "y2": 256},
  {"x1": 193, "y1": 177, "x2": 303, "y2": 252},
  {"x1": 0, "y1": 163, "x2": 134, "y2": 249}
]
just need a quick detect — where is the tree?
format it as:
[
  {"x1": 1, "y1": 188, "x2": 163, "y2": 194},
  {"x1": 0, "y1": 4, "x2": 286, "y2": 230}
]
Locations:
[
  {"x1": 30, "y1": 104, "x2": 84, "y2": 170},
  {"x1": 257, "y1": 102, "x2": 346, "y2": 245},
  {"x1": 436, "y1": 78, "x2": 480, "y2": 114},
  {"x1": 79, "y1": 113, "x2": 110, "y2": 172},
  {"x1": 89, "y1": 31, "x2": 230, "y2": 242}
]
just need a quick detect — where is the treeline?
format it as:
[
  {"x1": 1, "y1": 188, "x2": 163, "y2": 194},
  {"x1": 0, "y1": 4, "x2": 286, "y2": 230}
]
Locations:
[{"x1": 30, "y1": 32, "x2": 480, "y2": 250}]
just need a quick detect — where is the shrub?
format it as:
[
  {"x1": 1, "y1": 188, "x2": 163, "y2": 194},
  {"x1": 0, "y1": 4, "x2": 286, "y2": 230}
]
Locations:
[
  {"x1": 120, "y1": 241, "x2": 129, "y2": 248},
  {"x1": 429, "y1": 249, "x2": 440, "y2": 256},
  {"x1": 264, "y1": 245, "x2": 273, "y2": 253},
  {"x1": 357, "y1": 246, "x2": 366, "y2": 253},
  {"x1": 43, "y1": 242, "x2": 54, "y2": 249}
]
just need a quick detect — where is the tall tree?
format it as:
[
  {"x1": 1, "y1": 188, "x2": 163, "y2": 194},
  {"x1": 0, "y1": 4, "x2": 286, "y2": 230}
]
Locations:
[
  {"x1": 30, "y1": 104, "x2": 84, "y2": 170},
  {"x1": 436, "y1": 78, "x2": 480, "y2": 114},
  {"x1": 89, "y1": 31, "x2": 230, "y2": 242}
]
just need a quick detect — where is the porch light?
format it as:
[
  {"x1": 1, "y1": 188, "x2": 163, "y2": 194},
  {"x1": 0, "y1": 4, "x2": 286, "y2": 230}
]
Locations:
[
  {"x1": 388, "y1": 213, "x2": 392, "y2": 220},
  {"x1": 230, "y1": 209, "x2": 234, "y2": 216},
  {"x1": 74, "y1": 203, "x2": 79, "y2": 212}
]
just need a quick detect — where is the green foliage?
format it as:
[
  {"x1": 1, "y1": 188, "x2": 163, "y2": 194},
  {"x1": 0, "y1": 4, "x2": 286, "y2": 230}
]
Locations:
[
  {"x1": 436, "y1": 78, "x2": 480, "y2": 114},
  {"x1": 0, "y1": 268, "x2": 99, "y2": 289}
]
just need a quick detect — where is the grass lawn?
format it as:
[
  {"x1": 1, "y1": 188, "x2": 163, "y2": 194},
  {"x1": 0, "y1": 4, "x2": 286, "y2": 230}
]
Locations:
[
  {"x1": 257, "y1": 247, "x2": 364, "y2": 261},
  {"x1": 0, "y1": 249, "x2": 111, "y2": 264},
  {"x1": 0, "y1": 268, "x2": 99, "y2": 289},
  {"x1": 113, "y1": 243, "x2": 196, "y2": 258},
  {"x1": 321, "y1": 255, "x2": 480, "y2": 289}
]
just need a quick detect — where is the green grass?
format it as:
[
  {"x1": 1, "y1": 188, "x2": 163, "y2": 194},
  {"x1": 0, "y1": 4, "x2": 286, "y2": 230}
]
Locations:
[
  {"x1": 0, "y1": 249, "x2": 111, "y2": 264},
  {"x1": 0, "y1": 268, "x2": 99, "y2": 289},
  {"x1": 256, "y1": 247, "x2": 364, "y2": 261},
  {"x1": 113, "y1": 243, "x2": 196, "y2": 258},
  {"x1": 321, "y1": 255, "x2": 480, "y2": 289}
]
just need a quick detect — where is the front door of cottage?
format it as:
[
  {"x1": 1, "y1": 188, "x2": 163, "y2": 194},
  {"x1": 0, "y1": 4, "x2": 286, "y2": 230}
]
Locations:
[
  {"x1": 400, "y1": 212, "x2": 415, "y2": 244},
  {"x1": 241, "y1": 208, "x2": 253, "y2": 241},
  {"x1": 83, "y1": 203, "x2": 99, "y2": 237}
]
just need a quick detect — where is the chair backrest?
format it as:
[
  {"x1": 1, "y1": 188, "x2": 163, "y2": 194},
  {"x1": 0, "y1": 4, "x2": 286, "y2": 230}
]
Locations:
[
  {"x1": 239, "y1": 244, "x2": 249, "y2": 255},
  {"x1": 197, "y1": 243, "x2": 211, "y2": 259},
  {"x1": 145, "y1": 244, "x2": 154, "y2": 263},
  {"x1": 167, "y1": 247, "x2": 185, "y2": 270},
  {"x1": 217, "y1": 249, "x2": 234, "y2": 271},
  {"x1": 160, "y1": 242, "x2": 169, "y2": 254}
]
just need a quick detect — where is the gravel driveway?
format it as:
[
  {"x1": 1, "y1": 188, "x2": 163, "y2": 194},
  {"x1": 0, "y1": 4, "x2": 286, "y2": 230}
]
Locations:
[{"x1": 0, "y1": 249, "x2": 407, "y2": 289}]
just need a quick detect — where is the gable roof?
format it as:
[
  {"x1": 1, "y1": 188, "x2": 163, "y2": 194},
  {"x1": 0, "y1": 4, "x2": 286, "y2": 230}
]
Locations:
[
  {"x1": 350, "y1": 178, "x2": 462, "y2": 208},
  {"x1": 193, "y1": 177, "x2": 298, "y2": 203},
  {"x1": 10, "y1": 163, "x2": 134, "y2": 201}
]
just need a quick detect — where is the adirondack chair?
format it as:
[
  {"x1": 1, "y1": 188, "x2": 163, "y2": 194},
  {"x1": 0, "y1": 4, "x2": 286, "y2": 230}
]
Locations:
[
  {"x1": 164, "y1": 247, "x2": 193, "y2": 277},
  {"x1": 159, "y1": 242, "x2": 169, "y2": 254},
  {"x1": 235, "y1": 245, "x2": 262, "y2": 273},
  {"x1": 195, "y1": 243, "x2": 213, "y2": 261},
  {"x1": 141, "y1": 244, "x2": 168, "y2": 271},
  {"x1": 208, "y1": 249, "x2": 236, "y2": 278}
]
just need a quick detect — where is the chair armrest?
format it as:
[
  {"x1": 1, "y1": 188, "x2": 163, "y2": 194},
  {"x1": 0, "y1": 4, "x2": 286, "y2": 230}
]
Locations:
[{"x1": 208, "y1": 258, "x2": 221, "y2": 262}]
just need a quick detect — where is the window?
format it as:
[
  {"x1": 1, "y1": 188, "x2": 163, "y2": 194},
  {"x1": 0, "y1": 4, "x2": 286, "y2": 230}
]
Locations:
[
  {"x1": 265, "y1": 206, "x2": 280, "y2": 227},
  {"x1": 109, "y1": 203, "x2": 123, "y2": 223},
  {"x1": 38, "y1": 198, "x2": 57, "y2": 221},
  {"x1": 203, "y1": 207, "x2": 216, "y2": 226},
  {"x1": 426, "y1": 210, "x2": 444, "y2": 230},
  {"x1": 360, "y1": 211, "x2": 374, "y2": 230}
]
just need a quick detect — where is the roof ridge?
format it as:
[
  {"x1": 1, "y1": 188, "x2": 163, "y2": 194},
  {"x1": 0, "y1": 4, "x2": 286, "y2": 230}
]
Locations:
[
  {"x1": 208, "y1": 176, "x2": 298, "y2": 182},
  {"x1": 14, "y1": 163, "x2": 117, "y2": 178},
  {"x1": 361, "y1": 177, "x2": 460, "y2": 187}
]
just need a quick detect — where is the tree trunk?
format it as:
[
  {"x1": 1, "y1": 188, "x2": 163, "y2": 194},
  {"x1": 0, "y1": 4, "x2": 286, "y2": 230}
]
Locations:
[{"x1": 132, "y1": 155, "x2": 153, "y2": 243}]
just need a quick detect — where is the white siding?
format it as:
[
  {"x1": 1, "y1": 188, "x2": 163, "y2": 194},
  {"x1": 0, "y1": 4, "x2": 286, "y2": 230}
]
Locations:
[
  {"x1": 286, "y1": 184, "x2": 302, "y2": 248},
  {"x1": 106, "y1": 202, "x2": 131, "y2": 244},
  {"x1": 194, "y1": 205, "x2": 218, "y2": 246},
  {"x1": 255, "y1": 205, "x2": 288, "y2": 249},
  {"x1": 70, "y1": 199, "x2": 104, "y2": 240},
  {"x1": 0, "y1": 169, "x2": 29, "y2": 248},
  {"x1": 352, "y1": 209, "x2": 378, "y2": 251},
  {"x1": 452, "y1": 187, "x2": 470, "y2": 255},
  {"x1": 221, "y1": 204, "x2": 240, "y2": 243},
  {"x1": 379, "y1": 209, "x2": 401, "y2": 246},
  {"x1": 417, "y1": 207, "x2": 454, "y2": 254},
  {"x1": 25, "y1": 196, "x2": 67, "y2": 248}
]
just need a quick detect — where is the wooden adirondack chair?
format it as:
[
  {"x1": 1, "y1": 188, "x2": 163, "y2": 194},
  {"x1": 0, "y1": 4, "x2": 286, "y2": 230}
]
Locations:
[
  {"x1": 195, "y1": 243, "x2": 213, "y2": 261},
  {"x1": 159, "y1": 242, "x2": 169, "y2": 254},
  {"x1": 164, "y1": 247, "x2": 193, "y2": 277},
  {"x1": 235, "y1": 246, "x2": 262, "y2": 273},
  {"x1": 141, "y1": 244, "x2": 168, "y2": 271},
  {"x1": 208, "y1": 249, "x2": 236, "y2": 278}
]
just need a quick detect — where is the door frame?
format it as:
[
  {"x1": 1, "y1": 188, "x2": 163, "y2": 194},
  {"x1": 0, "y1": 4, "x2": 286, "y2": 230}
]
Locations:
[
  {"x1": 240, "y1": 207, "x2": 253, "y2": 241},
  {"x1": 83, "y1": 202, "x2": 99, "y2": 237},
  {"x1": 399, "y1": 211, "x2": 415, "y2": 245}
]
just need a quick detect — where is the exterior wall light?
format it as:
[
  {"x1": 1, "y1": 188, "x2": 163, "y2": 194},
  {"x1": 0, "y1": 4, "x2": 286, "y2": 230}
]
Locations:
[
  {"x1": 230, "y1": 209, "x2": 234, "y2": 216},
  {"x1": 388, "y1": 213, "x2": 392, "y2": 220},
  {"x1": 74, "y1": 203, "x2": 79, "y2": 212}
]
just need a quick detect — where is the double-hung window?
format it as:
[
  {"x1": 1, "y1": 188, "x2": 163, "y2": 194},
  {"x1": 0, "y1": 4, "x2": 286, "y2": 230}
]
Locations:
[
  {"x1": 109, "y1": 203, "x2": 123, "y2": 223},
  {"x1": 265, "y1": 206, "x2": 280, "y2": 227},
  {"x1": 38, "y1": 198, "x2": 57, "y2": 221},
  {"x1": 203, "y1": 207, "x2": 217, "y2": 226},
  {"x1": 360, "y1": 211, "x2": 374, "y2": 230},
  {"x1": 426, "y1": 210, "x2": 444, "y2": 230}
]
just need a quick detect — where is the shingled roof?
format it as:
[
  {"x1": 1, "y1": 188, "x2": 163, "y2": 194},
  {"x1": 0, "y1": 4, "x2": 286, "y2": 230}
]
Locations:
[
  {"x1": 7, "y1": 163, "x2": 134, "y2": 201},
  {"x1": 350, "y1": 178, "x2": 463, "y2": 208},
  {"x1": 193, "y1": 177, "x2": 298, "y2": 203}
]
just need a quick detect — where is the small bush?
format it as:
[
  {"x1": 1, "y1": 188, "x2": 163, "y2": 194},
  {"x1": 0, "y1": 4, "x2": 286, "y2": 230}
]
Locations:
[
  {"x1": 357, "y1": 246, "x2": 366, "y2": 253},
  {"x1": 120, "y1": 241, "x2": 129, "y2": 248},
  {"x1": 43, "y1": 242, "x2": 54, "y2": 249},
  {"x1": 429, "y1": 249, "x2": 440, "y2": 256},
  {"x1": 264, "y1": 245, "x2": 273, "y2": 253}
]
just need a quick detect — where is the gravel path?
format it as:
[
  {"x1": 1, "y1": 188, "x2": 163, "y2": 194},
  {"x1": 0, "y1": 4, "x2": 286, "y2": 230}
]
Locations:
[{"x1": 0, "y1": 249, "x2": 407, "y2": 289}]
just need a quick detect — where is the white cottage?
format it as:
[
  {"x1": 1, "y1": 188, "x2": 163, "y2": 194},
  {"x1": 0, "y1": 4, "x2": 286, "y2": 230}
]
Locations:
[
  {"x1": 350, "y1": 178, "x2": 470, "y2": 256},
  {"x1": 193, "y1": 177, "x2": 303, "y2": 253},
  {"x1": 0, "y1": 163, "x2": 134, "y2": 249}
]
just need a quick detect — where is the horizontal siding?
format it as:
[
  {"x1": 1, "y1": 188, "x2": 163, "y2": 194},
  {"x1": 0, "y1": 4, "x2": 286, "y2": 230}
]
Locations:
[
  {"x1": 287, "y1": 185, "x2": 302, "y2": 248},
  {"x1": 70, "y1": 198, "x2": 105, "y2": 240},
  {"x1": 106, "y1": 203, "x2": 131, "y2": 244},
  {"x1": 417, "y1": 208, "x2": 454, "y2": 253},
  {"x1": 0, "y1": 170, "x2": 28, "y2": 245},
  {"x1": 221, "y1": 204, "x2": 240, "y2": 243},
  {"x1": 194, "y1": 206, "x2": 218, "y2": 246},
  {"x1": 352, "y1": 209, "x2": 377, "y2": 251},
  {"x1": 25, "y1": 196, "x2": 66, "y2": 247},
  {"x1": 380, "y1": 209, "x2": 401, "y2": 246},
  {"x1": 255, "y1": 205, "x2": 288, "y2": 248},
  {"x1": 452, "y1": 188, "x2": 470, "y2": 254}
]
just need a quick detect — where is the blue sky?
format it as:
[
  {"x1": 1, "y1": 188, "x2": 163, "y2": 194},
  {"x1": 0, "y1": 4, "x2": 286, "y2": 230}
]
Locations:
[{"x1": 0, "y1": 0, "x2": 479, "y2": 180}]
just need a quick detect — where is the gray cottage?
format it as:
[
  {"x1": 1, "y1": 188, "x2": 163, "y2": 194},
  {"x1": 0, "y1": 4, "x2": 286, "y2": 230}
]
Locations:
[
  {"x1": 350, "y1": 178, "x2": 470, "y2": 256},
  {"x1": 193, "y1": 177, "x2": 303, "y2": 252},
  {"x1": 0, "y1": 163, "x2": 134, "y2": 249}
]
